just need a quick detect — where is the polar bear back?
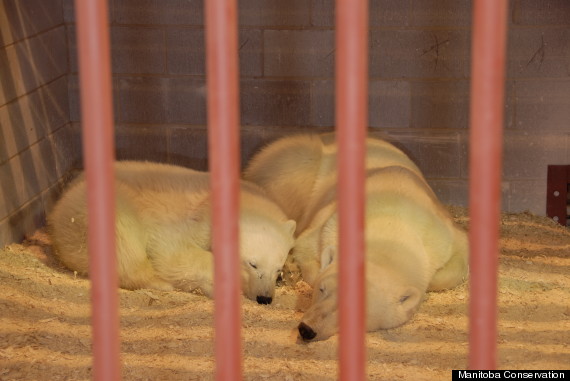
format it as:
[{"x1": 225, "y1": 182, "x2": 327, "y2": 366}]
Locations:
[
  {"x1": 364, "y1": 166, "x2": 462, "y2": 289},
  {"x1": 320, "y1": 132, "x2": 423, "y2": 177},
  {"x1": 244, "y1": 134, "x2": 427, "y2": 235},
  {"x1": 244, "y1": 135, "x2": 324, "y2": 224}
]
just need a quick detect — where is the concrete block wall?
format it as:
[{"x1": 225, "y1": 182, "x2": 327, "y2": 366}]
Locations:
[
  {"x1": 1, "y1": 0, "x2": 569, "y2": 245},
  {"x1": 0, "y1": 0, "x2": 78, "y2": 247},
  {"x1": 64, "y1": 0, "x2": 323, "y2": 170},
  {"x1": 68, "y1": 0, "x2": 568, "y2": 217}
]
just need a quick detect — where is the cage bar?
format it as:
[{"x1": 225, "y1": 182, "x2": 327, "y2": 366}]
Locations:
[
  {"x1": 205, "y1": 0, "x2": 243, "y2": 380},
  {"x1": 336, "y1": 0, "x2": 369, "y2": 380},
  {"x1": 468, "y1": 0, "x2": 509, "y2": 370},
  {"x1": 74, "y1": 0, "x2": 121, "y2": 380}
]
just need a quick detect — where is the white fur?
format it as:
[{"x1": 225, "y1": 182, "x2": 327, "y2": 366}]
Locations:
[
  {"x1": 48, "y1": 161, "x2": 296, "y2": 303},
  {"x1": 244, "y1": 132, "x2": 423, "y2": 234},
  {"x1": 298, "y1": 166, "x2": 468, "y2": 340},
  {"x1": 244, "y1": 134, "x2": 468, "y2": 340}
]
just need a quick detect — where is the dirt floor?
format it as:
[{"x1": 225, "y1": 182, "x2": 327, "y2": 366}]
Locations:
[{"x1": 0, "y1": 207, "x2": 568, "y2": 380}]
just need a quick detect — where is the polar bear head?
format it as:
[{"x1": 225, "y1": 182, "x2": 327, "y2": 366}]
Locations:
[
  {"x1": 239, "y1": 217, "x2": 296, "y2": 304},
  {"x1": 297, "y1": 247, "x2": 423, "y2": 341}
]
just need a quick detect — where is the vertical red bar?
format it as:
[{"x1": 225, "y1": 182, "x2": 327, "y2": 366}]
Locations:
[
  {"x1": 74, "y1": 1, "x2": 120, "y2": 380},
  {"x1": 205, "y1": 0, "x2": 242, "y2": 380},
  {"x1": 336, "y1": 0, "x2": 368, "y2": 380},
  {"x1": 468, "y1": 0, "x2": 509, "y2": 370}
]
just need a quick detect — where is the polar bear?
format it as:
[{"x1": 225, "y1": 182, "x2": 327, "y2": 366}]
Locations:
[
  {"x1": 243, "y1": 134, "x2": 468, "y2": 340},
  {"x1": 48, "y1": 161, "x2": 296, "y2": 305},
  {"x1": 296, "y1": 166, "x2": 468, "y2": 341},
  {"x1": 243, "y1": 133, "x2": 423, "y2": 234}
]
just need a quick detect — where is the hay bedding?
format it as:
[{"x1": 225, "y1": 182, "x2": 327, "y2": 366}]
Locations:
[{"x1": 0, "y1": 208, "x2": 568, "y2": 380}]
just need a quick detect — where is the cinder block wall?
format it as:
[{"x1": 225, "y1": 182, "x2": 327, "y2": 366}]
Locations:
[
  {"x1": 71, "y1": 0, "x2": 570, "y2": 216},
  {"x1": 1, "y1": 0, "x2": 569, "y2": 246},
  {"x1": 0, "y1": 0, "x2": 78, "y2": 246}
]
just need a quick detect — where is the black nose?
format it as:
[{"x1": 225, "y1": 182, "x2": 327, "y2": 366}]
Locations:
[
  {"x1": 298, "y1": 322, "x2": 317, "y2": 341},
  {"x1": 256, "y1": 296, "x2": 272, "y2": 305}
]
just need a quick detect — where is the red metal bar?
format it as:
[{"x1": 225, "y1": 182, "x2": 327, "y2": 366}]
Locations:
[
  {"x1": 74, "y1": 0, "x2": 120, "y2": 380},
  {"x1": 468, "y1": 0, "x2": 509, "y2": 370},
  {"x1": 336, "y1": 0, "x2": 368, "y2": 380},
  {"x1": 205, "y1": 0, "x2": 242, "y2": 380}
]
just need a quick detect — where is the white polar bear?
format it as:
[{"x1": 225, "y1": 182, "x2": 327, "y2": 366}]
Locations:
[
  {"x1": 244, "y1": 134, "x2": 468, "y2": 340},
  {"x1": 297, "y1": 166, "x2": 468, "y2": 341},
  {"x1": 243, "y1": 133, "x2": 423, "y2": 234},
  {"x1": 48, "y1": 161, "x2": 296, "y2": 305}
]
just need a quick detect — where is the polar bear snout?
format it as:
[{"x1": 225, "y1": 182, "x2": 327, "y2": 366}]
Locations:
[
  {"x1": 298, "y1": 322, "x2": 317, "y2": 341},
  {"x1": 256, "y1": 295, "x2": 273, "y2": 305},
  {"x1": 243, "y1": 269, "x2": 279, "y2": 304}
]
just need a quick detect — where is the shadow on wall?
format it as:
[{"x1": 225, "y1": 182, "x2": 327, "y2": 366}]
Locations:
[{"x1": 0, "y1": 0, "x2": 78, "y2": 246}]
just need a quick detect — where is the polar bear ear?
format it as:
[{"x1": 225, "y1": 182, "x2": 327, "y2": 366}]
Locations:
[
  {"x1": 320, "y1": 245, "x2": 337, "y2": 271},
  {"x1": 285, "y1": 220, "x2": 296, "y2": 236}
]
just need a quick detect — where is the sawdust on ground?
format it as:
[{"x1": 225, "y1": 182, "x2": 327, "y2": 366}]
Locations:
[{"x1": 0, "y1": 208, "x2": 569, "y2": 380}]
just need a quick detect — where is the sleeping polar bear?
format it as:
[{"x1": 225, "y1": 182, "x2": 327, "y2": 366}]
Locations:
[
  {"x1": 244, "y1": 134, "x2": 468, "y2": 340},
  {"x1": 49, "y1": 161, "x2": 296, "y2": 305},
  {"x1": 296, "y1": 166, "x2": 468, "y2": 341},
  {"x1": 244, "y1": 133, "x2": 424, "y2": 235}
]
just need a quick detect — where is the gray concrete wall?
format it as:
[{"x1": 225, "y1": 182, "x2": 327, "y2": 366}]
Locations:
[
  {"x1": 64, "y1": 0, "x2": 569, "y2": 217},
  {"x1": 1, "y1": 0, "x2": 569, "y2": 245},
  {"x1": 0, "y1": 0, "x2": 78, "y2": 246}
]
